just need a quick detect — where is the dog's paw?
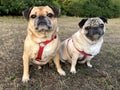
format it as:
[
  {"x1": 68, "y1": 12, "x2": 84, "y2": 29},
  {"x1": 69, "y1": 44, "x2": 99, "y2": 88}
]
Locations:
[
  {"x1": 70, "y1": 68, "x2": 76, "y2": 74},
  {"x1": 87, "y1": 62, "x2": 93, "y2": 68},
  {"x1": 22, "y1": 75, "x2": 29, "y2": 83},
  {"x1": 58, "y1": 69, "x2": 66, "y2": 76}
]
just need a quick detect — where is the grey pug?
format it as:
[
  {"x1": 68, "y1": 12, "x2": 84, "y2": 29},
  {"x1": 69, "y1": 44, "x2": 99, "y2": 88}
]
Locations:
[{"x1": 59, "y1": 17, "x2": 107, "y2": 74}]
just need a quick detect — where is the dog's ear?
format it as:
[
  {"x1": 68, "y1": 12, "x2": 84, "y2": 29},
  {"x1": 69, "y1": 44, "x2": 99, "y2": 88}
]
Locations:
[
  {"x1": 78, "y1": 19, "x2": 88, "y2": 28},
  {"x1": 49, "y1": 6, "x2": 60, "y2": 17},
  {"x1": 22, "y1": 7, "x2": 33, "y2": 21},
  {"x1": 99, "y1": 16, "x2": 108, "y2": 23}
]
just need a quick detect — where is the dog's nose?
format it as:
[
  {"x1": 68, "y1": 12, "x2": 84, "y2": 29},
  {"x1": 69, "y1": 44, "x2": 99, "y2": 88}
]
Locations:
[
  {"x1": 92, "y1": 27, "x2": 104, "y2": 35},
  {"x1": 39, "y1": 16, "x2": 45, "y2": 20},
  {"x1": 38, "y1": 16, "x2": 47, "y2": 25}
]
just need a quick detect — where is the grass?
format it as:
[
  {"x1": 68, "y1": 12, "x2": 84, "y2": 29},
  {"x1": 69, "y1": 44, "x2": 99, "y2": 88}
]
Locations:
[{"x1": 0, "y1": 16, "x2": 120, "y2": 90}]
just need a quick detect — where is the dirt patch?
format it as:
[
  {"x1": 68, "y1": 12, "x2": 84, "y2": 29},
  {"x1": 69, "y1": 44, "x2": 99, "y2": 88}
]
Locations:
[{"x1": 0, "y1": 16, "x2": 120, "y2": 90}]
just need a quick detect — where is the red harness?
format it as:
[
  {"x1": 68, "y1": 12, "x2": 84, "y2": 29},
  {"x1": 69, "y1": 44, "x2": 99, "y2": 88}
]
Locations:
[
  {"x1": 67, "y1": 38, "x2": 92, "y2": 61},
  {"x1": 35, "y1": 36, "x2": 57, "y2": 62}
]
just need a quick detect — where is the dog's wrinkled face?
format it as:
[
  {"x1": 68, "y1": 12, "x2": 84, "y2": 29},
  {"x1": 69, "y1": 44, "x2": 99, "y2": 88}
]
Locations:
[
  {"x1": 79, "y1": 17, "x2": 107, "y2": 41},
  {"x1": 23, "y1": 6, "x2": 59, "y2": 32}
]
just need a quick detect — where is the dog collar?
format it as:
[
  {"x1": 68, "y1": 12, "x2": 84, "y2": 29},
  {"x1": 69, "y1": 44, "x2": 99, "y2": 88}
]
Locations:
[
  {"x1": 35, "y1": 35, "x2": 57, "y2": 62},
  {"x1": 66, "y1": 38, "x2": 92, "y2": 61}
]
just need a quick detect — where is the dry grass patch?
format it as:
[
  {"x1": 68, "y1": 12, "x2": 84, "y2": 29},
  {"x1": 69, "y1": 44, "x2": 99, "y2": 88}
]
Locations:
[{"x1": 0, "y1": 16, "x2": 120, "y2": 90}]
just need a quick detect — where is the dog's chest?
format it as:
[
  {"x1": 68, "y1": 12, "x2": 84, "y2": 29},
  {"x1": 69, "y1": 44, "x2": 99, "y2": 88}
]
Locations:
[
  {"x1": 42, "y1": 44, "x2": 57, "y2": 58},
  {"x1": 84, "y1": 43, "x2": 102, "y2": 55},
  {"x1": 31, "y1": 40, "x2": 57, "y2": 62}
]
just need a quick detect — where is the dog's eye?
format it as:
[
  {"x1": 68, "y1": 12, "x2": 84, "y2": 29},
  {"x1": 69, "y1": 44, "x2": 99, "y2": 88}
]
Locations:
[
  {"x1": 31, "y1": 14, "x2": 37, "y2": 19},
  {"x1": 99, "y1": 24, "x2": 104, "y2": 28},
  {"x1": 85, "y1": 26, "x2": 91, "y2": 30},
  {"x1": 47, "y1": 13, "x2": 54, "y2": 18}
]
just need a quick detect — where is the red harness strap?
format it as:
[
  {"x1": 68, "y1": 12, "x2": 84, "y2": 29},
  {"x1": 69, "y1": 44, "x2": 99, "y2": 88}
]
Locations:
[
  {"x1": 74, "y1": 47, "x2": 92, "y2": 61},
  {"x1": 67, "y1": 38, "x2": 92, "y2": 61},
  {"x1": 36, "y1": 36, "x2": 57, "y2": 62}
]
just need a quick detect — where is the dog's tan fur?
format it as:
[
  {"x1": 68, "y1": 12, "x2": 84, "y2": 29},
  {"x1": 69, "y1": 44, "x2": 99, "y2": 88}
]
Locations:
[{"x1": 22, "y1": 6, "x2": 65, "y2": 83}]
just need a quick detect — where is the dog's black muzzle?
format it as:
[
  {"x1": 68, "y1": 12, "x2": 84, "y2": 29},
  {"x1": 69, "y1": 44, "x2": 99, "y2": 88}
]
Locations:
[
  {"x1": 85, "y1": 24, "x2": 104, "y2": 40},
  {"x1": 34, "y1": 16, "x2": 52, "y2": 31},
  {"x1": 38, "y1": 16, "x2": 47, "y2": 25},
  {"x1": 92, "y1": 27, "x2": 104, "y2": 36}
]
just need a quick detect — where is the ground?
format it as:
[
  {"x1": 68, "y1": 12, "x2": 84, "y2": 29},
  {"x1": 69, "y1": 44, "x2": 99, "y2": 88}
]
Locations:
[{"x1": 0, "y1": 16, "x2": 120, "y2": 90}]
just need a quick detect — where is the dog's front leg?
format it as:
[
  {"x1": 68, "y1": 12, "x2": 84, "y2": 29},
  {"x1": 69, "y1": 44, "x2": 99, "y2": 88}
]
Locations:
[
  {"x1": 86, "y1": 58, "x2": 92, "y2": 68},
  {"x1": 70, "y1": 54, "x2": 79, "y2": 74},
  {"x1": 22, "y1": 52, "x2": 30, "y2": 83},
  {"x1": 53, "y1": 53, "x2": 66, "y2": 76}
]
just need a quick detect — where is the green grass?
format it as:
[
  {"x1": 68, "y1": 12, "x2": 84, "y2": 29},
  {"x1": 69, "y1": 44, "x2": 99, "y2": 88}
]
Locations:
[{"x1": 0, "y1": 16, "x2": 120, "y2": 90}]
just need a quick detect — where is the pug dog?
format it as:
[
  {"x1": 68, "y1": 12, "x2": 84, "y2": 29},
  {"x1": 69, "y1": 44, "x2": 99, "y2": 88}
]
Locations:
[
  {"x1": 59, "y1": 17, "x2": 107, "y2": 74},
  {"x1": 22, "y1": 6, "x2": 66, "y2": 83}
]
